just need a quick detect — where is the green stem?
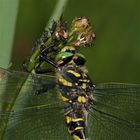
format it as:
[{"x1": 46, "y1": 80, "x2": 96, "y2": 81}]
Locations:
[{"x1": 46, "y1": 0, "x2": 69, "y2": 30}]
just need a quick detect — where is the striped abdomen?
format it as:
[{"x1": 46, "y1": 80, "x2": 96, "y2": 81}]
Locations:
[
  {"x1": 65, "y1": 110, "x2": 86, "y2": 140},
  {"x1": 56, "y1": 65, "x2": 93, "y2": 140}
]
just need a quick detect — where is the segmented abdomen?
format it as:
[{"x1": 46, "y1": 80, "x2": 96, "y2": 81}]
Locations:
[
  {"x1": 65, "y1": 108, "x2": 86, "y2": 140},
  {"x1": 56, "y1": 64, "x2": 93, "y2": 140}
]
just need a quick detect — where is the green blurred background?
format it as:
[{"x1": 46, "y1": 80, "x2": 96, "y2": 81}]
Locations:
[{"x1": 2, "y1": 0, "x2": 140, "y2": 83}]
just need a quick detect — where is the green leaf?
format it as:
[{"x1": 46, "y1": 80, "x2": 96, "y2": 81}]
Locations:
[{"x1": 0, "y1": 0, "x2": 19, "y2": 68}]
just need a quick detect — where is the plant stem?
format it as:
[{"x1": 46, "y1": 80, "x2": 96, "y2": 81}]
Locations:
[
  {"x1": 0, "y1": 0, "x2": 19, "y2": 68},
  {"x1": 46, "y1": 0, "x2": 69, "y2": 30}
]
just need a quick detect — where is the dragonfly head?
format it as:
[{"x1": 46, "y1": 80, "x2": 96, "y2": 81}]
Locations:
[
  {"x1": 55, "y1": 51, "x2": 86, "y2": 67},
  {"x1": 73, "y1": 53, "x2": 86, "y2": 66},
  {"x1": 55, "y1": 51, "x2": 74, "y2": 66}
]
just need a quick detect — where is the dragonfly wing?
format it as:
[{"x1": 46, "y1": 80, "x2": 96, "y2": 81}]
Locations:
[
  {"x1": 0, "y1": 67, "x2": 56, "y2": 108},
  {"x1": 3, "y1": 104, "x2": 71, "y2": 140},
  {"x1": 0, "y1": 68, "x2": 72, "y2": 140},
  {"x1": 87, "y1": 83, "x2": 140, "y2": 140}
]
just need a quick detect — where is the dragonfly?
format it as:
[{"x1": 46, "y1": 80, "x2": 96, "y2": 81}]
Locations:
[
  {"x1": 0, "y1": 17, "x2": 140, "y2": 140},
  {"x1": 0, "y1": 45, "x2": 140, "y2": 140}
]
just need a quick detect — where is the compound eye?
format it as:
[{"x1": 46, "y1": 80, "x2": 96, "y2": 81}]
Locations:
[
  {"x1": 73, "y1": 53, "x2": 86, "y2": 66},
  {"x1": 55, "y1": 52, "x2": 74, "y2": 66}
]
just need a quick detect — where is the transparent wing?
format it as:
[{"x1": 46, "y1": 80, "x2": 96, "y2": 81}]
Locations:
[
  {"x1": 88, "y1": 83, "x2": 140, "y2": 140},
  {"x1": 0, "y1": 68, "x2": 72, "y2": 140},
  {"x1": 0, "y1": 67, "x2": 57, "y2": 107},
  {"x1": 1, "y1": 68, "x2": 140, "y2": 140},
  {"x1": 3, "y1": 104, "x2": 72, "y2": 140}
]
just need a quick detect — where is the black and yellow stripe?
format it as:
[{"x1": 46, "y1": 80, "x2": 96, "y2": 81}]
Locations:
[
  {"x1": 56, "y1": 46, "x2": 94, "y2": 140},
  {"x1": 65, "y1": 113, "x2": 86, "y2": 140},
  {"x1": 56, "y1": 65, "x2": 93, "y2": 140}
]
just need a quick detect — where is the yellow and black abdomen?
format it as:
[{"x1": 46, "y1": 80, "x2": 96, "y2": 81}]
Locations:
[
  {"x1": 56, "y1": 64, "x2": 93, "y2": 140},
  {"x1": 65, "y1": 111, "x2": 86, "y2": 140}
]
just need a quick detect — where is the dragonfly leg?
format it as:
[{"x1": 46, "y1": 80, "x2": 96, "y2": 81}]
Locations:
[
  {"x1": 38, "y1": 54, "x2": 56, "y2": 68},
  {"x1": 34, "y1": 43, "x2": 58, "y2": 72},
  {"x1": 34, "y1": 46, "x2": 58, "y2": 74}
]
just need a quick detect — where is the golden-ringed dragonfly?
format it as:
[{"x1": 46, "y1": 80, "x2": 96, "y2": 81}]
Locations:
[
  {"x1": 0, "y1": 46, "x2": 140, "y2": 140},
  {"x1": 0, "y1": 17, "x2": 140, "y2": 140}
]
